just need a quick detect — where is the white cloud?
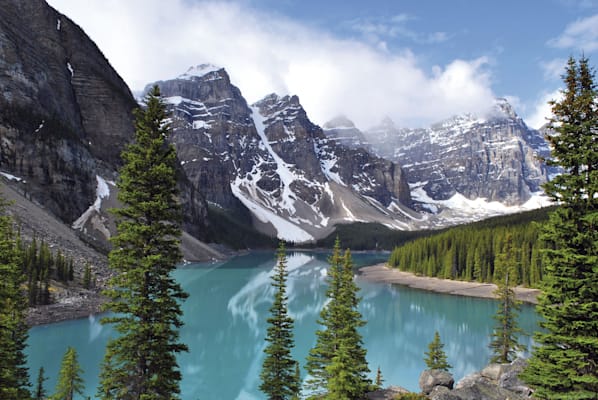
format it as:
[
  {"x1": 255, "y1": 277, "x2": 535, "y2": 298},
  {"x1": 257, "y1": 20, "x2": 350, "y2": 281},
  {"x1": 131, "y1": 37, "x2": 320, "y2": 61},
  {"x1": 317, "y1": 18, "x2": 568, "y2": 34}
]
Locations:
[
  {"x1": 540, "y1": 58, "x2": 567, "y2": 80},
  {"x1": 548, "y1": 14, "x2": 598, "y2": 52},
  {"x1": 347, "y1": 15, "x2": 450, "y2": 45},
  {"x1": 524, "y1": 89, "x2": 563, "y2": 129},
  {"x1": 47, "y1": 0, "x2": 495, "y2": 129}
]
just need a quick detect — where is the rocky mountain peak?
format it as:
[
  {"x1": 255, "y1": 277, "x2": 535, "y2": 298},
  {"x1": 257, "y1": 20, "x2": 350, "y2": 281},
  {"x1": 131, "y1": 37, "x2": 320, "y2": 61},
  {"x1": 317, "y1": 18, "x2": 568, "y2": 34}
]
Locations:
[
  {"x1": 367, "y1": 98, "x2": 551, "y2": 215},
  {"x1": 379, "y1": 116, "x2": 397, "y2": 129},
  {"x1": 147, "y1": 69, "x2": 415, "y2": 241},
  {"x1": 323, "y1": 115, "x2": 357, "y2": 130},
  {"x1": 491, "y1": 97, "x2": 520, "y2": 120},
  {"x1": 177, "y1": 64, "x2": 223, "y2": 80},
  {"x1": 322, "y1": 115, "x2": 371, "y2": 151},
  {"x1": 253, "y1": 93, "x2": 304, "y2": 123}
]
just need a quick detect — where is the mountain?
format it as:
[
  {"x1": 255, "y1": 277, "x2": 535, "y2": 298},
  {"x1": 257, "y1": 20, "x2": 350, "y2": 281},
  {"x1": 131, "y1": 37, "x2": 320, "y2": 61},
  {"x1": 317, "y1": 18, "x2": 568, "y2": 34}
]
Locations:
[
  {"x1": 322, "y1": 116, "x2": 371, "y2": 150},
  {"x1": 0, "y1": 0, "x2": 135, "y2": 223},
  {"x1": 151, "y1": 65, "x2": 415, "y2": 242},
  {"x1": 0, "y1": 0, "x2": 209, "y2": 255},
  {"x1": 0, "y1": 0, "x2": 555, "y2": 250},
  {"x1": 364, "y1": 99, "x2": 552, "y2": 217}
]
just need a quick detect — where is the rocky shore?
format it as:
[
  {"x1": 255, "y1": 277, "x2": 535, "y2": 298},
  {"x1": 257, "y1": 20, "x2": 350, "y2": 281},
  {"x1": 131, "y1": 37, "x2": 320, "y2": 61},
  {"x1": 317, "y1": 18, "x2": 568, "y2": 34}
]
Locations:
[
  {"x1": 358, "y1": 264, "x2": 541, "y2": 304},
  {"x1": 367, "y1": 358, "x2": 533, "y2": 399},
  {"x1": 26, "y1": 289, "x2": 106, "y2": 326}
]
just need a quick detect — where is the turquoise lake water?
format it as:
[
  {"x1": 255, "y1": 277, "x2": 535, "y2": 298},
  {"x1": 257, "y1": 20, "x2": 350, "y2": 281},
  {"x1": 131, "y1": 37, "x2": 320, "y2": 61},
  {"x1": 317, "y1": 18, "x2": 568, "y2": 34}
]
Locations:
[{"x1": 26, "y1": 251, "x2": 540, "y2": 399}]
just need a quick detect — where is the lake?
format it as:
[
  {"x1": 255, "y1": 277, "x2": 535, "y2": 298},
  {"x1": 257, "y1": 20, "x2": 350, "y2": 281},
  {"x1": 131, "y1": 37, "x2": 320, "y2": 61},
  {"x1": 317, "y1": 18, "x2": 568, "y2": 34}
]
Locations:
[{"x1": 26, "y1": 250, "x2": 540, "y2": 399}]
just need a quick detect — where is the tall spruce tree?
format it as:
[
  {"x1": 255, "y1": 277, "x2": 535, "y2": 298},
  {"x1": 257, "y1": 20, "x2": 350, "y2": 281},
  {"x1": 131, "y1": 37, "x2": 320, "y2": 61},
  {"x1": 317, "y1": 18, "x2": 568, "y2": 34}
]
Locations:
[
  {"x1": 489, "y1": 234, "x2": 524, "y2": 364},
  {"x1": 375, "y1": 366, "x2": 384, "y2": 388},
  {"x1": 0, "y1": 194, "x2": 31, "y2": 400},
  {"x1": 521, "y1": 56, "x2": 598, "y2": 398},
  {"x1": 33, "y1": 366, "x2": 47, "y2": 400},
  {"x1": 424, "y1": 331, "x2": 451, "y2": 371},
  {"x1": 51, "y1": 347, "x2": 85, "y2": 400},
  {"x1": 98, "y1": 85, "x2": 188, "y2": 399},
  {"x1": 260, "y1": 242, "x2": 300, "y2": 400},
  {"x1": 305, "y1": 240, "x2": 371, "y2": 399}
]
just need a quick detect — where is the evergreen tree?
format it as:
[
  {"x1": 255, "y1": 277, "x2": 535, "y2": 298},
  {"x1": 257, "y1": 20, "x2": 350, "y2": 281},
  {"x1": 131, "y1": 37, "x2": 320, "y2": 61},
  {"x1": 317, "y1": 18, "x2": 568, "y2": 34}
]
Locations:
[
  {"x1": 305, "y1": 240, "x2": 371, "y2": 399},
  {"x1": 521, "y1": 56, "x2": 598, "y2": 398},
  {"x1": 260, "y1": 242, "x2": 300, "y2": 400},
  {"x1": 424, "y1": 331, "x2": 451, "y2": 371},
  {"x1": 51, "y1": 347, "x2": 84, "y2": 400},
  {"x1": 33, "y1": 366, "x2": 47, "y2": 400},
  {"x1": 0, "y1": 194, "x2": 31, "y2": 400},
  {"x1": 305, "y1": 240, "x2": 344, "y2": 397},
  {"x1": 375, "y1": 366, "x2": 384, "y2": 388},
  {"x1": 82, "y1": 264, "x2": 92, "y2": 289},
  {"x1": 489, "y1": 235, "x2": 524, "y2": 364},
  {"x1": 67, "y1": 258, "x2": 74, "y2": 282},
  {"x1": 98, "y1": 85, "x2": 188, "y2": 399}
]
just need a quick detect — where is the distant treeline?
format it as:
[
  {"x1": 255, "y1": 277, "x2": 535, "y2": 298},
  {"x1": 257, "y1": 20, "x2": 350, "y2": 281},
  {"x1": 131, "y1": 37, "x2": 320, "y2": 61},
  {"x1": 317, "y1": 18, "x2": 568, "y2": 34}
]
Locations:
[
  {"x1": 388, "y1": 207, "x2": 555, "y2": 288},
  {"x1": 18, "y1": 236, "x2": 77, "y2": 306}
]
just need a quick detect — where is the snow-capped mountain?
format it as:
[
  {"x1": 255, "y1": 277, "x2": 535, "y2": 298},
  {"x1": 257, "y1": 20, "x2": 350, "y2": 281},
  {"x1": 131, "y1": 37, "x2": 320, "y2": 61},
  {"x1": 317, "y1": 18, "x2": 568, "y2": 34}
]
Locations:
[
  {"x1": 365, "y1": 98, "x2": 552, "y2": 211},
  {"x1": 151, "y1": 66, "x2": 415, "y2": 242},
  {"x1": 0, "y1": 0, "x2": 210, "y2": 256},
  {"x1": 322, "y1": 116, "x2": 371, "y2": 150},
  {"x1": 0, "y1": 0, "x2": 557, "y2": 251}
]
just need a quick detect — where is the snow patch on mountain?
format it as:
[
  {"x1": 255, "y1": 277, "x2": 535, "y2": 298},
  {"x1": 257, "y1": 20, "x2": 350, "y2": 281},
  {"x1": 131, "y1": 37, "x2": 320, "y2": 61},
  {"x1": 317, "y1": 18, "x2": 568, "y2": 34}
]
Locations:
[
  {"x1": 231, "y1": 177, "x2": 314, "y2": 242},
  {"x1": 178, "y1": 64, "x2": 221, "y2": 80},
  {"x1": 251, "y1": 105, "x2": 301, "y2": 213},
  {"x1": 0, "y1": 171, "x2": 23, "y2": 182},
  {"x1": 318, "y1": 146, "x2": 344, "y2": 185},
  {"x1": 72, "y1": 176, "x2": 113, "y2": 230},
  {"x1": 410, "y1": 181, "x2": 552, "y2": 221}
]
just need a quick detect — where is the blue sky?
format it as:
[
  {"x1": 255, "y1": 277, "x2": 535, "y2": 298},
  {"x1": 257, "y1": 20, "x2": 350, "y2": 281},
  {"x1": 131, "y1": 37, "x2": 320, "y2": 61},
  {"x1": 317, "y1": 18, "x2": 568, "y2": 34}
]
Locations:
[{"x1": 48, "y1": 0, "x2": 598, "y2": 129}]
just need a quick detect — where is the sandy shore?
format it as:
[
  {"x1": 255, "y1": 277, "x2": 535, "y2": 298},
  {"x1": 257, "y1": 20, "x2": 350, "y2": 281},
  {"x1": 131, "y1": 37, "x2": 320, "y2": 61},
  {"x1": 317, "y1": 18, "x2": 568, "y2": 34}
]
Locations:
[{"x1": 358, "y1": 264, "x2": 541, "y2": 304}]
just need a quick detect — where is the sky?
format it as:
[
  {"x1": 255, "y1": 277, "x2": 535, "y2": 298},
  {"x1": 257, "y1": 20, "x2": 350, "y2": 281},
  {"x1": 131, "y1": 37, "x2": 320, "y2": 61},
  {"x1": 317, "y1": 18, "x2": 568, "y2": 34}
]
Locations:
[{"x1": 47, "y1": 0, "x2": 598, "y2": 130}]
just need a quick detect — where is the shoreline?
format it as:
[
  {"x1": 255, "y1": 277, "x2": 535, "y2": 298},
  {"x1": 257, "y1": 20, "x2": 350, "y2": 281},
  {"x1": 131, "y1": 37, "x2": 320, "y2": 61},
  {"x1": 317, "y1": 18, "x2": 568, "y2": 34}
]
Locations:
[{"x1": 358, "y1": 263, "x2": 541, "y2": 304}]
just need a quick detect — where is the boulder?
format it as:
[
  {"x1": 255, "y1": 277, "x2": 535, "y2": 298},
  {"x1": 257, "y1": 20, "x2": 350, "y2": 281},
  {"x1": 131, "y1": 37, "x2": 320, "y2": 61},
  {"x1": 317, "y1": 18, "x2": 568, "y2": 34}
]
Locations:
[
  {"x1": 498, "y1": 358, "x2": 533, "y2": 397},
  {"x1": 455, "y1": 372, "x2": 485, "y2": 390},
  {"x1": 446, "y1": 380, "x2": 526, "y2": 400},
  {"x1": 481, "y1": 363, "x2": 509, "y2": 382},
  {"x1": 429, "y1": 385, "x2": 457, "y2": 400},
  {"x1": 365, "y1": 385, "x2": 409, "y2": 399},
  {"x1": 419, "y1": 369, "x2": 454, "y2": 395}
]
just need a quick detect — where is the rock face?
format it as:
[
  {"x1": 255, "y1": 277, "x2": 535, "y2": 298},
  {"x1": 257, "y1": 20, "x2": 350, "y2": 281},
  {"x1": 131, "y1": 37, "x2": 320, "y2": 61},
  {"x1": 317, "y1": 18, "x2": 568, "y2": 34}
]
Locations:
[
  {"x1": 323, "y1": 115, "x2": 371, "y2": 150},
  {"x1": 419, "y1": 369, "x2": 455, "y2": 395},
  {"x1": 0, "y1": 0, "x2": 136, "y2": 222},
  {"x1": 151, "y1": 66, "x2": 414, "y2": 241},
  {"x1": 367, "y1": 99, "x2": 551, "y2": 208},
  {"x1": 0, "y1": 0, "x2": 208, "y2": 248},
  {"x1": 427, "y1": 359, "x2": 533, "y2": 400}
]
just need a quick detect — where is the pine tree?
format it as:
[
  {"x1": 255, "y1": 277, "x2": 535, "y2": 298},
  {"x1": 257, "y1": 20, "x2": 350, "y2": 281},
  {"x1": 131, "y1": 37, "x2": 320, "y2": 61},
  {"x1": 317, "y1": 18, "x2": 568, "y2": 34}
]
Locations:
[
  {"x1": 260, "y1": 242, "x2": 300, "y2": 400},
  {"x1": 33, "y1": 366, "x2": 47, "y2": 400},
  {"x1": 305, "y1": 240, "x2": 344, "y2": 397},
  {"x1": 521, "y1": 56, "x2": 598, "y2": 398},
  {"x1": 375, "y1": 366, "x2": 384, "y2": 388},
  {"x1": 67, "y1": 258, "x2": 74, "y2": 282},
  {"x1": 82, "y1": 264, "x2": 92, "y2": 289},
  {"x1": 305, "y1": 240, "x2": 371, "y2": 399},
  {"x1": 489, "y1": 235, "x2": 524, "y2": 364},
  {"x1": 0, "y1": 194, "x2": 31, "y2": 400},
  {"x1": 51, "y1": 347, "x2": 84, "y2": 400},
  {"x1": 424, "y1": 331, "x2": 451, "y2": 371},
  {"x1": 98, "y1": 85, "x2": 188, "y2": 399}
]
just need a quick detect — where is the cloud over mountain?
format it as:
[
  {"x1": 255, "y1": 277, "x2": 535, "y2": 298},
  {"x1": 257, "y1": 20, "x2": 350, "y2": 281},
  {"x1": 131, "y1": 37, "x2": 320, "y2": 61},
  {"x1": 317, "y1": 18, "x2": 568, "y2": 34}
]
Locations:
[{"x1": 47, "y1": 0, "x2": 496, "y2": 128}]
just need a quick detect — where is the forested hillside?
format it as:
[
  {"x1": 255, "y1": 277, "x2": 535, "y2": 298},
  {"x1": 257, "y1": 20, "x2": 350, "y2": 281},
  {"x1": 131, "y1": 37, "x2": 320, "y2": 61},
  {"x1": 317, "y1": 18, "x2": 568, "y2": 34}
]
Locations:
[{"x1": 388, "y1": 207, "x2": 554, "y2": 287}]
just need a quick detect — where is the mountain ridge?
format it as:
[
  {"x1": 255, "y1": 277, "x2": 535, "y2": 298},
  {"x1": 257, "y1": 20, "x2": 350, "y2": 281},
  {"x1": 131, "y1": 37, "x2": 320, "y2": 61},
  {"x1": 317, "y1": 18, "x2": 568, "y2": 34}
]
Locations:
[
  {"x1": 324, "y1": 98, "x2": 553, "y2": 213},
  {"x1": 152, "y1": 68, "x2": 415, "y2": 242}
]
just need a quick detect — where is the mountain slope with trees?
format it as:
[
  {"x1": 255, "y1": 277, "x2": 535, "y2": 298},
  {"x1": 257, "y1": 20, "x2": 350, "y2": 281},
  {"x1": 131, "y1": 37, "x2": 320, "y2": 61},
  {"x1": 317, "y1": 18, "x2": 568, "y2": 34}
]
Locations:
[{"x1": 388, "y1": 207, "x2": 553, "y2": 287}]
